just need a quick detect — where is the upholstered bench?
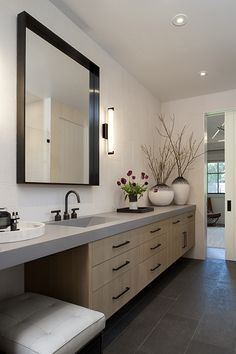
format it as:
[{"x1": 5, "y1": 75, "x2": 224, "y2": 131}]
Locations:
[{"x1": 0, "y1": 293, "x2": 105, "y2": 354}]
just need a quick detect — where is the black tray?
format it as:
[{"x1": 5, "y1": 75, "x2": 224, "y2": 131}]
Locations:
[{"x1": 117, "y1": 207, "x2": 154, "y2": 213}]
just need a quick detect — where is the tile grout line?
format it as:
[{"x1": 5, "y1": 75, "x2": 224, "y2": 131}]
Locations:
[
  {"x1": 136, "y1": 296, "x2": 178, "y2": 352},
  {"x1": 182, "y1": 275, "x2": 219, "y2": 354},
  {"x1": 182, "y1": 310, "x2": 206, "y2": 354}
]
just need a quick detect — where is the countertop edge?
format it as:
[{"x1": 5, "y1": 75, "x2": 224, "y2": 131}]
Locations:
[{"x1": 0, "y1": 205, "x2": 196, "y2": 271}]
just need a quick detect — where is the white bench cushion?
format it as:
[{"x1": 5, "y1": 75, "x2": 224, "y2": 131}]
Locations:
[{"x1": 0, "y1": 293, "x2": 105, "y2": 354}]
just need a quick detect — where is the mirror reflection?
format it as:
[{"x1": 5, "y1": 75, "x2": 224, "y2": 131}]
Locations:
[{"x1": 25, "y1": 29, "x2": 89, "y2": 184}]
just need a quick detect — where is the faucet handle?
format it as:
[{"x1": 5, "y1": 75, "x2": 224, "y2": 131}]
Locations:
[
  {"x1": 71, "y1": 208, "x2": 80, "y2": 219},
  {"x1": 51, "y1": 210, "x2": 61, "y2": 221}
]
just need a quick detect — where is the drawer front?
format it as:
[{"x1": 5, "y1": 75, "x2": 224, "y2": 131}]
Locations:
[
  {"x1": 92, "y1": 230, "x2": 140, "y2": 266},
  {"x1": 92, "y1": 247, "x2": 140, "y2": 291},
  {"x1": 92, "y1": 267, "x2": 138, "y2": 318},
  {"x1": 138, "y1": 220, "x2": 168, "y2": 243},
  {"x1": 140, "y1": 233, "x2": 167, "y2": 262},
  {"x1": 139, "y1": 248, "x2": 167, "y2": 291},
  {"x1": 182, "y1": 212, "x2": 195, "y2": 224},
  {"x1": 171, "y1": 213, "x2": 185, "y2": 226}
]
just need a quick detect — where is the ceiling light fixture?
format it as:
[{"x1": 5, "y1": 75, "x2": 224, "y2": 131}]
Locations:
[
  {"x1": 199, "y1": 71, "x2": 208, "y2": 77},
  {"x1": 171, "y1": 14, "x2": 188, "y2": 27}
]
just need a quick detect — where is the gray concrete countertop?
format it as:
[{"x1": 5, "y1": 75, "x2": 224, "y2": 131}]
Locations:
[{"x1": 0, "y1": 205, "x2": 195, "y2": 271}]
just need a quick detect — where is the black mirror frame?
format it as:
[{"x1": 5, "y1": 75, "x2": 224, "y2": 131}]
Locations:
[{"x1": 17, "y1": 11, "x2": 99, "y2": 185}]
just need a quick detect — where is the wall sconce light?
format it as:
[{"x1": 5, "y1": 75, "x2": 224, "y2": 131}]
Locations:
[{"x1": 102, "y1": 107, "x2": 114, "y2": 154}]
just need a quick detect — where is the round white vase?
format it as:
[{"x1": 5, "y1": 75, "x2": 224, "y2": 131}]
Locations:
[
  {"x1": 148, "y1": 184, "x2": 174, "y2": 206},
  {"x1": 172, "y1": 177, "x2": 190, "y2": 205}
]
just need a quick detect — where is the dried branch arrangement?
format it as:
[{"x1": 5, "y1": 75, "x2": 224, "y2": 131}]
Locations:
[
  {"x1": 142, "y1": 136, "x2": 176, "y2": 185},
  {"x1": 158, "y1": 114, "x2": 203, "y2": 177}
]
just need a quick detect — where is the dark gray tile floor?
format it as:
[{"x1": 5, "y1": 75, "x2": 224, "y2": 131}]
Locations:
[{"x1": 103, "y1": 258, "x2": 236, "y2": 354}]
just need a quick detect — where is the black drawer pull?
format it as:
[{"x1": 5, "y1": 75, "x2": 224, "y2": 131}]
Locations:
[
  {"x1": 112, "y1": 240, "x2": 130, "y2": 249},
  {"x1": 182, "y1": 231, "x2": 187, "y2": 248},
  {"x1": 150, "y1": 228, "x2": 161, "y2": 234},
  {"x1": 150, "y1": 243, "x2": 161, "y2": 250},
  {"x1": 173, "y1": 220, "x2": 180, "y2": 224},
  {"x1": 187, "y1": 215, "x2": 193, "y2": 219},
  {"x1": 150, "y1": 263, "x2": 161, "y2": 272},
  {"x1": 112, "y1": 260, "x2": 130, "y2": 271},
  {"x1": 112, "y1": 287, "x2": 130, "y2": 300}
]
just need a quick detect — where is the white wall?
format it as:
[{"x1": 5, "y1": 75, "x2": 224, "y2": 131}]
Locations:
[
  {"x1": 0, "y1": 1, "x2": 160, "y2": 299},
  {"x1": 162, "y1": 89, "x2": 236, "y2": 259}
]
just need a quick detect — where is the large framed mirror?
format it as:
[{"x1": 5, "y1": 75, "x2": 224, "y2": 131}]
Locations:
[{"x1": 17, "y1": 11, "x2": 99, "y2": 185}]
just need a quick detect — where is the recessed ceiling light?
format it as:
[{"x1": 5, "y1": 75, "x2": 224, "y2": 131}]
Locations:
[
  {"x1": 171, "y1": 14, "x2": 188, "y2": 27},
  {"x1": 199, "y1": 71, "x2": 208, "y2": 77}
]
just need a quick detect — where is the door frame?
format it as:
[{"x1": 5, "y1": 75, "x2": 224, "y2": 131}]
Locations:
[{"x1": 204, "y1": 109, "x2": 236, "y2": 260}]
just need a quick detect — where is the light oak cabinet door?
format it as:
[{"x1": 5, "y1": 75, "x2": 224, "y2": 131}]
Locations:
[
  {"x1": 167, "y1": 217, "x2": 183, "y2": 266},
  {"x1": 187, "y1": 217, "x2": 195, "y2": 250}
]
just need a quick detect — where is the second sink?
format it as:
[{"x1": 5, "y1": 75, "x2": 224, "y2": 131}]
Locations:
[{"x1": 52, "y1": 216, "x2": 118, "y2": 228}]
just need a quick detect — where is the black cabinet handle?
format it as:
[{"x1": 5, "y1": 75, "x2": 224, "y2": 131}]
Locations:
[
  {"x1": 227, "y1": 200, "x2": 232, "y2": 212},
  {"x1": 112, "y1": 240, "x2": 130, "y2": 249},
  {"x1": 150, "y1": 243, "x2": 161, "y2": 250},
  {"x1": 150, "y1": 263, "x2": 161, "y2": 272},
  {"x1": 150, "y1": 228, "x2": 161, "y2": 234},
  {"x1": 173, "y1": 220, "x2": 180, "y2": 224},
  {"x1": 112, "y1": 260, "x2": 130, "y2": 271},
  {"x1": 112, "y1": 287, "x2": 130, "y2": 300},
  {"x1": 182, "y1": 231, "x2": 187, "y2": 248},
  {"x1": 187, "y1": 215, "x2": 193, "y2": 219}
]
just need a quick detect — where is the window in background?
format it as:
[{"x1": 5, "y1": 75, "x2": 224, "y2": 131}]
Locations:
[{"x1": 207, "y1": 162, "x2": 225, "y2": 193}]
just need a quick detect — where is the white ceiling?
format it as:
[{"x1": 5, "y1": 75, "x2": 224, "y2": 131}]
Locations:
[{"x1": 50, "y1": 0, "x2": 236, "y2": 102}]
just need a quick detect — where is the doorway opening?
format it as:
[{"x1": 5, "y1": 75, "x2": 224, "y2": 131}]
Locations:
[{"x1": 206, "y1": 112, "x2": 225, "y2": 260}]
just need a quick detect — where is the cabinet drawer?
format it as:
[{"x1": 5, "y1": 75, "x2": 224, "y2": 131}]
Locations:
[
  {"x1": 92, "y1": 230, "x2": 140, "y2": 266},
  {"x1": 92, "y1": 267, "x2": 138, "y2": 318},
  {"x1": 92, "y1": 247, "x2": 140, "y2": 291},
  {"x1": 171, "y1": 213, "x2": 185, "y2": 225},
  {"x1": 140, "y1": 233, "x2": 167, "y2": 262},
  {"x1": 139, "y1": 248, "x2": 167, "y2": 291},
  {"x1": 182, "y1": 212, "x2": 195, "y2": 224},
  {"x1": 139, "y1": 220, "x2": 168, "y2": 243}
]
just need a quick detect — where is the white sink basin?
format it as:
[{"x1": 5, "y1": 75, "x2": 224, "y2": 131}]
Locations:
[{"x1": 0, "y1": 221, "x2": 45, "y2": 243}]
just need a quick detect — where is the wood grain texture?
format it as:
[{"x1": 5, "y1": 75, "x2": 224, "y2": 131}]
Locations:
[{"x1": 25, "y1": 211, "x2": 195, "y2": 319}]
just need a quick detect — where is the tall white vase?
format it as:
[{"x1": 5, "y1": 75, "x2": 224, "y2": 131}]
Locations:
[
  {"x1": 149, "y1": 184, "x2": 174, "y2": 206},
  {"x1": 172, "y1": 177, "x2": 190, "y2": 205}
]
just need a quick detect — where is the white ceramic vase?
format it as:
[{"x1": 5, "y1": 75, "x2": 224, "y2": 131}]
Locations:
[
  {"x1": 172, "y1": 177, "x2": 190, "y2": 205},
  {"x1": 148, "y1": 184, "x2": 174, "y2": 206}
]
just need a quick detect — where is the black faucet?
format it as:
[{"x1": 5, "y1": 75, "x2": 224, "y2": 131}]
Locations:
[{"x1": 64, "y1": 190, "x2": 80, "y2": 220}]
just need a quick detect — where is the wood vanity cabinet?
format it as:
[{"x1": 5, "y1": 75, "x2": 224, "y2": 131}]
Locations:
[
  {"x1": 25, "y1": 211, "x2": 195, "y2": 319},
  {"x1": 167, "y1": 212, "x2": 195, "y2": 266}
]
